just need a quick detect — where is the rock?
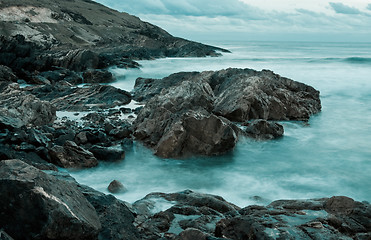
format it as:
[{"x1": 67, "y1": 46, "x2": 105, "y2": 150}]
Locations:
[
  {"x1": 108, "y1": 180, "x2": 126, "y2": 193},
  {"x1": 0, "y1": 84, "x2": 56, "y2": 128},
  {"x1": 83, "y1": 69, "x2": 114, "y2": 83},
  {"x1": 134, "y1": 80, "x2": 238, "y2": 158},
  {"x1": 79, "y1": 184, "x2": 140, "y2": 240},
  {"x1": 38, "y1": 68, "x2": 83, "y2": 84},
  {"x1": 49, "y1": 140, "x2": 98, "y2": 168},
  {"x1": 244, "y1": 120, "x2": 284, "y2": 140},
  {"x1": 134, "y1": 69, "x2": 321, "y2": 122},
  {"x1": 177, "y1": 228, "x2": 209, "y2": 240},
  {"x1": 58, "y1": 49, "x2": 100, "y2": 72},
  {"x1": 215, "y1": 196, "x2": 371, "y2": 240},
  {"x1": 0, "y1": 230, "x2": 14, "y2": 240},
  {"x1": 133, "y1": 72, "x2": 201, "y2": 102},
  {"x1": 32, "y1": 84, "x2": 132, "y2": 111},
  {"x1": 210, "y1": 69, "x2": 321, "y2": 121},
  {"x1": 133, "y1": 190, "x2": 240, "y2": 239},
  {"x1": 109, "y1": 126, "x2": 132, "y2": 139},
  {"x1": 0, "y1": 65, "x2": 17, "y2": 82},
  {"x1": 89, "y1": 145, "x2": 125, "y2": 161},
  {"x1": 0, "y1": 159, "x2": 101, "y2": 239}
]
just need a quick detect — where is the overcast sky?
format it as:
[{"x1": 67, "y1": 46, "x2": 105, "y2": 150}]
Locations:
[{"x1": 95, "y1": 0, "x2": 371, "y2": 42}]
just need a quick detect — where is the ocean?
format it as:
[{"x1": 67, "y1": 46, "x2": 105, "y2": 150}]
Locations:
[{"x1": 67, "y1": 41, "x2": 371, "y2": 207}]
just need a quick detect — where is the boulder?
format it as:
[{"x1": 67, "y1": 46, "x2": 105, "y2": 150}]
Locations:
[
  {"x1": 244, "y1": 120, "x2": 284, "y2": 140},
  {"x1": 78, "y1": 184, "x2": 140, "y2": 240},
  {"x1": 0, "y1": 159, "x2": 101, "y2": 240},
  {"x1": 107, "y1": 180, "x2": 126, "y2": 193},
  {"x1": 0, "y1": 84, "x2": 56, "y2": 128},
  {"x1": 49, "y1": 140, "x2": 98, "y2": 168},
  {"x1": 82, "y1": 69, "x2": 114, "y2": 83},
  {"x1": 134, "y1": 80, "x2": 238, "y2": 158},
  {"x1": 215, "y1": 196, "x2": 371, "y2": 240},
  {"x1": 89, "y1": 145, "x2": 125, "y2": 161},
  {"x1": 177, "y1": 228, "x2": 210, "y2": 240}
]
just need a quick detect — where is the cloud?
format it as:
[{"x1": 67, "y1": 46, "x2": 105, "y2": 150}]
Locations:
[
  {"x1": 96, "y1": 0, "x2": 265, "y2": 19},
  {"x1": 329, "y1": 2, "x2": 361, "y2": 14},
  {"x1": 367, "y1": 4, "x2": 371, "y2": 11},
  {"x1": 95, "y1": 0, "x2": 371, "y2": 42}
]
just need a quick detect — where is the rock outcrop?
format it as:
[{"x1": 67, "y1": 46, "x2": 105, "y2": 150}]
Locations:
[
  {"x1": 215, "y1": 196, "x2": 371, "y2": 240},
  {"x1": 0, "y1": 159, "x2": 101, "y2": 240},
  {"x1": 133, "y1": 68, "x2": 320, "y2": 157},
  {"x1": 134, "y1": 79, "x2": 238, "y2": 158},
  {"x1": 31, "y1": 83, "x2": 132, "y2": 111},
  {"x1": 0, "y1": 83, "x2": 56, "y2": 129}
]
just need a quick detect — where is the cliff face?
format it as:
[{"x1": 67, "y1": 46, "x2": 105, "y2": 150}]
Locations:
[{"x1": 0, "y1": 0, "x2": 225, "y2": 70}]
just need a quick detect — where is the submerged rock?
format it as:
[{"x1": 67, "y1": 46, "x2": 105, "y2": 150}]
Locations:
[
  {"x1": 244, "y1": 119, "x2": 284, "y2": 140},
  {"x1": 107, "y1": 180, "x2": 126, "y2": 193},
  {"x1": 0, "y1": 159, "x2": 101, "y2": 240}
]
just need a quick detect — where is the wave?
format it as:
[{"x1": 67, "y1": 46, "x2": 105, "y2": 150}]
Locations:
[{"x1": 307, "y1": 57, "x2": 371, "y2": 65}]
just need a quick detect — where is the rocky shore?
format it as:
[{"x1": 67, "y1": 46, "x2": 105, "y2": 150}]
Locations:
[{"x1": 1, "y1": 0, "x2": 370, "y2": 239}]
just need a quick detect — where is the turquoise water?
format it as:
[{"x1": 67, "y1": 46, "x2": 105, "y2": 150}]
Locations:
[{"x1": 68, "y1": 41, "x2": 371, "y2": 207}]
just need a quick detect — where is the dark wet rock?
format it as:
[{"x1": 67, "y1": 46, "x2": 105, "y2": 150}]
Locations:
[
  {"x1": 108, "y1": 180, "x2": 126, "y2": 193},
  {"x1": 133, "y1": 190, "x2": 239, "y2": 239},
  {"x1": 0, "y1": 84, "x2": 56, "y2": 128},
  {"x1": 0, "y1": 144, "x2": 57, "y2": 171},
  {"x1": 58, "y1": 49, "x2": 101, "y2": 72},
  {"x1": 32, "y1": 84, "x2": 131, "y2": 111},
  {"x1": 176, "y1": 228, "x2": 210, "y2": 240},
  {"x1": 78, "y1": 184, "x2": 140, "y2": 240},
  {"x1": 38, "y1": 68, "x2": 83, "y2": 84},
  {"x1": 0, "y1": 230, "x2": 14, "y2": 240},
  {"x1": 0, "y1": 159, "x2": 101, "y2": 240},
  {"x1": 244, "y1": 120, "x2": 284, "y2": 140},
  {"x1": 54, "y1": 128, "x2": 76, "y2": 146},
  {"x1": 134, "y1": 80, "x2": 238, "y2": 158},
  {"x1": 89, "y1": 145, "x2": 125, "y2": 162},
  {"x1": 83, "y1": 69, "x2": 114, "y2": 83},
  {"x1": 109, "y1": 126, "x2": 132, "y2": 139},
  {"x1": 0, "y1": 65, "x2": 17, "y2": 82},
  {"x1": 215, "y1": 196, "x2": 371, "y2": 240},
  {"x1": 49, "y1": 140, "x2": 98, "y2": 168},
  {"x1": 81, "y1": 112, "x2": 106, "y2": 123}
]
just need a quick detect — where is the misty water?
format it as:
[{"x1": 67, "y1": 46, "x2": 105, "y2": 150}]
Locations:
[{"x1": 67, "y1": 41, "x2": 371, "y2": 207}]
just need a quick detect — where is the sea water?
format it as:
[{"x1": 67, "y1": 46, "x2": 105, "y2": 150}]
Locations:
[{"x1": 67, "y1": 41, "x2": 371, "y2": 207}]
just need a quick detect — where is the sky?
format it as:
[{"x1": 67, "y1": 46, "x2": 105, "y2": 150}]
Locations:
[{"x1": 95, "y1": 0, "x2": 371, "y2": 42}]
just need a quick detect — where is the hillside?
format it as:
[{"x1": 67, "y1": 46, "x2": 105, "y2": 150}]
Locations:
[{"x1": 0, "y1": 0, "x2": 226, "y2": 80}]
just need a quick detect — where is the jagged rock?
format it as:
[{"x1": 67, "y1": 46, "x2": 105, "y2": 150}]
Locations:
[
  {"x1": 176, "y1": 228, "x2": 210, "y2": 240},
  {"x1": 0, "y1": 65, "x2": 17, "y2": 82},
  {"x1": 0, "y1": 84, "x2": 56, "y2": 129},
  {"x1": 0, "y1": 159, "x2": 101, "y2": 240},
  {"x1": 215, "y1": 196, "x2": 371, "y2": 240},
  {"x1": 58, "y1": 49, "x2": 100, "y2": 72},
  {"x1": 244, "y1": 120, "x2": 284, "y2": 140},
  {"x1": 78, "y1": 184, "x2": 140, "y2": 240},
  {"x1": 49, "y1": 140, "x2": 98, "y2": 168},
  {"x1": 107, "y1": 180, "x2": 126, "y2": 193},
  {"x1": 82, "y1": 69, "x2": 114, "y2": 83},
  {"x1": 89, "y1": 145, "x2": 125, "y2": 162},
  {"x1": 211, "y1": 69, "x2": 321, "y2": 121},
  {"x1": 134, "y1": 68, "x2": 321, "y2": 122},
  {"x1": 134, "y1": 80, "x2": 238, "y2": 158},
  {"x1": 133, "y1": 190, "x2": 240, "y2": 239},
  {"x1": 32, "y1": 84, "x2": 131, "y2": 111}
]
